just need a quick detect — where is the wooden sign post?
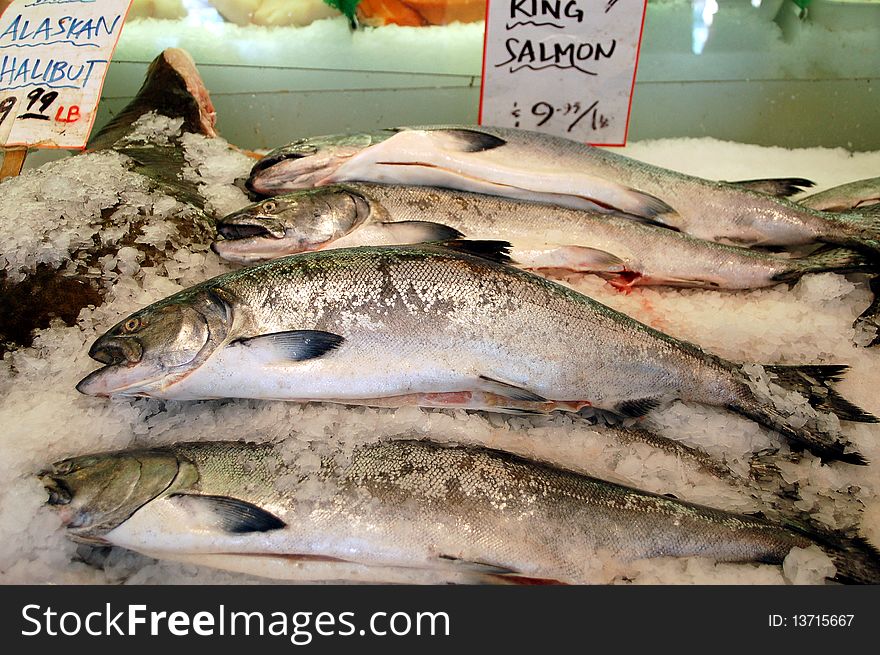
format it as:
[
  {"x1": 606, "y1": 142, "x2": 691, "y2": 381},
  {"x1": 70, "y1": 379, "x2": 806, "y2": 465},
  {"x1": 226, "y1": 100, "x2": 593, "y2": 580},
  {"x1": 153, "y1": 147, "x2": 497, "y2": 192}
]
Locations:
[
  {"x1": 0, "y1": 145, "x2": 25, "y2": 179},
  {"x1": 0, "y1": 0, "x2": 133, "y2": 177}
]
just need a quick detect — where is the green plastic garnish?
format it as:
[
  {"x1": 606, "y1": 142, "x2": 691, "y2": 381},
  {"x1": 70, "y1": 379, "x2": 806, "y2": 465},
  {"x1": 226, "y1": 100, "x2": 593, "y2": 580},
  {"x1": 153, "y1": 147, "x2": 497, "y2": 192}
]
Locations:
[
  {"x1": 324, "y1": 0, "x2": 362, "y2": 28},
  {"x1": 791, "y1": 1, "x2": 813, "y2": 9}
]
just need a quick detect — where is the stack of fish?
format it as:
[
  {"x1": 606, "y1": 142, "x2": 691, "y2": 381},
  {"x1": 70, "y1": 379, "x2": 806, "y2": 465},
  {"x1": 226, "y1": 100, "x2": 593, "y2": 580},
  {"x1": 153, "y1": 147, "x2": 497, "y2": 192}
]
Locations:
[{"x1": 37, "y1": 51, "x2": 880, "y2": 584}]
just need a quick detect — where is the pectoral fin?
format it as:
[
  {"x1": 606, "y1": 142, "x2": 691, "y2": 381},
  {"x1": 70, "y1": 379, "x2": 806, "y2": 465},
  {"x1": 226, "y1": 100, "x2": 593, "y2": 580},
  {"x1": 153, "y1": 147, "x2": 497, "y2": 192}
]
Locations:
[
  {"x1": 171, "y1": 494, "x2": 286, "y2": 534},
  {"x1": 523, "y1": 245, "x2": 628, "y2": 273},
  {"x1": 628, "y1": 274, "x2": 721, "y2": 289},
  {"x1": 436, "y1": 554, "x2": 562, "y2": 584},
  {"x1": 477, "y1": 375, "x2": 547, "y2": 402},
  {"x1": 437, "y1": 553, "x2": 518, "y2": 575},
  {"x1": 235, "y1": 330, "x2": 345, "y2": 362},
  {"x1": 627, "y1": 192, "x2": 676, "y2": 220}
]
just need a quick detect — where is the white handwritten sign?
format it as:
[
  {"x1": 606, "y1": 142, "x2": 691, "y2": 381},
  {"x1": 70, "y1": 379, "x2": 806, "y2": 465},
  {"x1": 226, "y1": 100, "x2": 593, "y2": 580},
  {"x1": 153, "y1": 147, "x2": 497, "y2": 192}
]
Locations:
[
  {"x1": 479, "y1": 0, "x2": 648, "y2": 146},
  {"x1": 0, "y1": 0, "x2": 132, "y2": 149}
]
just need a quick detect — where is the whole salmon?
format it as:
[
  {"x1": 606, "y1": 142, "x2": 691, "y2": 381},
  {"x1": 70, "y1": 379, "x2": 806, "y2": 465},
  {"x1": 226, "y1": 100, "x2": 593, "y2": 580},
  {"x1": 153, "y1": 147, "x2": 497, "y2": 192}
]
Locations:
[
  {"x1": 76, "y1": 241, "x2": 874, "y2": 463},
  {"x1": 38, "y1": 439, "x2": 880, "y2": 584},
  {"x1": 246, "y1": 125, "x2": 880, "y2": 252},
  {"x1": 213, "y1": 183, "x2": 871, "y2": 289}
]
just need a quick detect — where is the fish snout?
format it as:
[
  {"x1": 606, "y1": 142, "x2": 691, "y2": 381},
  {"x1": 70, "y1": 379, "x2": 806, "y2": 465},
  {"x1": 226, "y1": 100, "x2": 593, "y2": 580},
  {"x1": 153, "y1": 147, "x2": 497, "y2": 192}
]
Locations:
[
  {"x1": 77, "y1": 337, "x2": 148, "y2": 397},
  {"x1": 250, "y1": 151, "x2": 301, "y2": 176},
  {"x1": 247, "y1": 155, "x2": 292, "y2": 192},
  {"x1": 244, "y1": 175, "x2": 259, "y2": 194},
  {"x1": 247, "y1": 150, "x2": 311, "y2": 194},
  {"x1": 39, "y1": 471, "x2": 73, "y2": 507},
  {"x1": 88, "y1": 337, "x2": 143, "y2": 366},
  {"x1": 75, "y1": 369, "x2": 111, "y2": 396},
  {"x1": 39, "y1": 471, "x2": 97, "y2": 533}
]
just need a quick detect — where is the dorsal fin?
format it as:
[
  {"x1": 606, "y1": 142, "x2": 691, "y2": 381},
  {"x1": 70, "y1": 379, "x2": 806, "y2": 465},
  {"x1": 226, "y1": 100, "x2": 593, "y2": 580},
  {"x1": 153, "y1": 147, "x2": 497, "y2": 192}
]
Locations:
[
  {"x1": 727, "y1": 177, "x2": 815, "y2": 197},
  {"x1": 434, "y1": 240, "x2": 513, "y2": 264}
]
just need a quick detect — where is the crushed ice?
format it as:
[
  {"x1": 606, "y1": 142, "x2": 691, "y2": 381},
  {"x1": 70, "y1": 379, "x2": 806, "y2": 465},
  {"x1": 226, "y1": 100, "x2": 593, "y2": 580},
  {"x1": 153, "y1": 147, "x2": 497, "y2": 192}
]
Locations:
[{"x1": 1, "y1": 134, "x2": 878, "y2": 584}]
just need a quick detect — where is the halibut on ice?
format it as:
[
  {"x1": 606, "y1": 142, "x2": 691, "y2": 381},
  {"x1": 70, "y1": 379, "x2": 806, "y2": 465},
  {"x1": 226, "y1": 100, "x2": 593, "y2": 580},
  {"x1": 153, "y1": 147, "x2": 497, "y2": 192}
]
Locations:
[
  {"x1": 213, "y1": 183, "x2": 871, "y2": 289},
  {"x1": 77, "y1": 241, "x2": 875, "y2": 463},
  {"x1": 0, "y1": 48, "x2": 223, "y2": 355},
  {"x1": 39, "y1": 439, "x2": 880, "y2": 584},
  {"x1": 246, "y1": 125, "x2": 880, "y2": 252}
]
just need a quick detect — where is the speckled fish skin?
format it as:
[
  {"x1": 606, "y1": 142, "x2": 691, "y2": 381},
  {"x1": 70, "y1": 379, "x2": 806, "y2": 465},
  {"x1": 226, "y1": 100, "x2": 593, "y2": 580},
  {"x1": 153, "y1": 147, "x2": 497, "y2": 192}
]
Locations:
[
  {"x1": 77, "y1": 242, "x2": 758, "y2": 408},
  {"x1": 247, "y1": 125, "x2": 880, "y2": 251},
  {"x1": 77, "y1": 242, "x2": 871, "y2": 462},
  {"x1": 40, "y1": 439, "x2": 815, "y2": 584},
  {"x1": 800, "y1": 177, "x2": 880, "y2": 212},
  {"x1": 215, "y1": 183, "x2": 871, "y2": 289}
]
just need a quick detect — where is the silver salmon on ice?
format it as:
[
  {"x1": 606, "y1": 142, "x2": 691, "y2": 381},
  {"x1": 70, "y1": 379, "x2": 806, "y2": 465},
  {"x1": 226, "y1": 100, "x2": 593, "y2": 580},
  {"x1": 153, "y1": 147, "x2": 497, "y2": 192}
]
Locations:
[
  {"x1": 38, "y1": 439, "x2": 880, "y2": 584},
  {"x1": 800, "y1": 177, "x2": 880, "y2": 212},
  {"x1": 246, "y1": 125, "x2": 880, "y2": 252},
  {"x1": 77, "y1": 241, "x2": 873, "y2": 462},
  {"x1": 213, "y1": 183, "x2": 871, "y2": 289}
]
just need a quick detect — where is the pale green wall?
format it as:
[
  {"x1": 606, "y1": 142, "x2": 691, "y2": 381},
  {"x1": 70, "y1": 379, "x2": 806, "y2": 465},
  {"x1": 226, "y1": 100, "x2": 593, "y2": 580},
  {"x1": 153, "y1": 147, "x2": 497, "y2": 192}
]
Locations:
[{"x1": 87, "y1": 0, "x2": 880, "y2": 152}]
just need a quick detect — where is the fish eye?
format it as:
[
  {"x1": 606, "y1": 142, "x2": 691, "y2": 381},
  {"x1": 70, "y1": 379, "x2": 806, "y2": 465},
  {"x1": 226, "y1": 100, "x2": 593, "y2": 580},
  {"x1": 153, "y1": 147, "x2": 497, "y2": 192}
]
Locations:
[
  {"x1": 122, "y1": 317, "x2": 141, "y2": 333},
  {"x1": 262, "y1": 201, "x2": 277, "y2": 213}
]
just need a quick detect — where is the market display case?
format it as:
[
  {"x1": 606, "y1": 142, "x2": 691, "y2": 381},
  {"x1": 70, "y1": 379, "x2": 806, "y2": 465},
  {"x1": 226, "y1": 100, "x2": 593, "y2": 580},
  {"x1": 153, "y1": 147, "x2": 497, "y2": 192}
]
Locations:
[{"x1": 1, "y1": 0, "x2": 879, "y2": 588}]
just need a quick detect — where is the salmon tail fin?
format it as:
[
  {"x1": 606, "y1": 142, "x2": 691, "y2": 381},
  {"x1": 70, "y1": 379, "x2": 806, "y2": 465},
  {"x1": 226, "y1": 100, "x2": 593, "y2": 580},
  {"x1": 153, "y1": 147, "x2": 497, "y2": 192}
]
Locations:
[
  {"x1": 747, "y1": 449, "x2": 879, "y2": 583},
  {"x1": 829, "y1": 209, "x2": 880, "y2": 255},
  {"x1": 781, "y1": 516, "x2": 880, "y2": 584},
  {"x1": 732, "y1": 399, "x2": 866, "y2": 464},
  {"x1": 854, "y1": 276, "x2": 880, "y2": 347},
  {"x1": 763, "y1": 364, "x2": 878, "y2": 423},
  {"x1": 729, "y1": 365, "x2": 870, "y2": 464},
  {"x1": 771, "y1": 247, "x2": 873, "y2": 283},
  {"x1": 826, "y1": 535, "x2": 880, "y2": 584}
]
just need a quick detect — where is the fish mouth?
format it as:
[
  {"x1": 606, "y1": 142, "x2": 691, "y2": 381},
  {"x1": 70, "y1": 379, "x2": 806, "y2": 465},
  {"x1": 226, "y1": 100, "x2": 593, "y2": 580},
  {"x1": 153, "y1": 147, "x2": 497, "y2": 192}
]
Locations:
[
  {"x1": 246, "y1": 155, "x2": 334, "y2": 194},
  {"x1": 75, "y1": 363, "x2": 169, "y2": 397},
  {"x1": 213, "y1": 219, "x2": 289, "y2": 263},
  {"x1": 212, "y1": 234, "x2": 313, "y2": 265},
  {"x1": 88, "y1": 337, "x2": 143, "y2": 366},
  {"x1": 215, "y1": 222, "x2": 278, "y2": 242}
]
